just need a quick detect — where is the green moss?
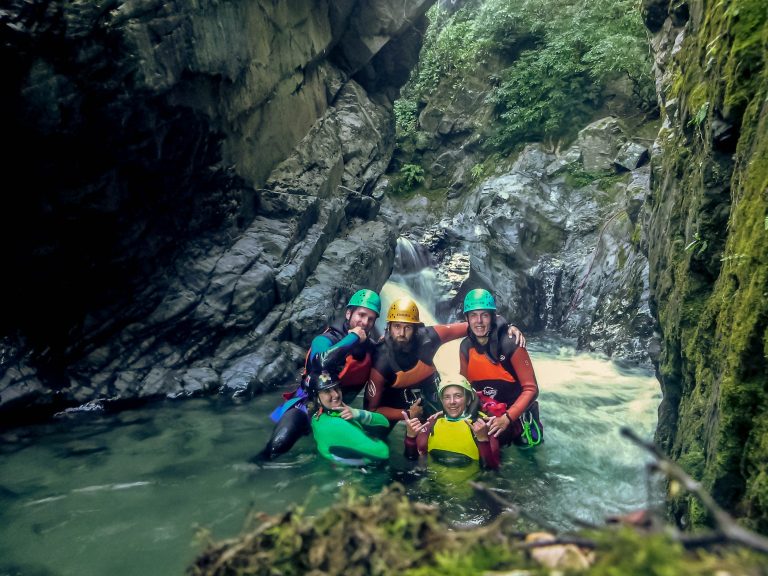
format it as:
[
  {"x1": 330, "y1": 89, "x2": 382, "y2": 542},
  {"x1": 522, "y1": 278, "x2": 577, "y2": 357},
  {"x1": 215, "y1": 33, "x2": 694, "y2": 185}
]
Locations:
[
  {"x1": 190, "y1": 485, "x2": 768, "y2": 575},
  {"x1": 598, "y1": 173, "x2": 631, "y2": 193},
  {"x1": 650, "y1": 0, "x2": 768, "y2": 533},
  {"x1": 617, "y1": 245, "x2": 628, "y2": 270},
  {"x1": 678, "y1": 449, "x2": 706, "y2": 479}
]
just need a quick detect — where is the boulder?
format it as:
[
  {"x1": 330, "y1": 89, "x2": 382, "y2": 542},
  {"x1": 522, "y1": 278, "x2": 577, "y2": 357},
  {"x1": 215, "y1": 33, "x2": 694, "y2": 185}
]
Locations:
[{"x1": 577, "y1": 117, "x2": 626, "y2": 172}]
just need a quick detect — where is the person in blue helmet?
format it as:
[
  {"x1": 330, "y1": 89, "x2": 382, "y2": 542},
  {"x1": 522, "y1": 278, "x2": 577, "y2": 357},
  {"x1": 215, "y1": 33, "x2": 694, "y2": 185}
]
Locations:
[
  {"x1": 309, "y1": 371, "x2": 389, "y2": 466},
  {"x1": 459, "y1": 288, "x2": 543, "y2": 449},
  {"x1": 255, "y1": 289, "x2": 381, "y2": 461}
]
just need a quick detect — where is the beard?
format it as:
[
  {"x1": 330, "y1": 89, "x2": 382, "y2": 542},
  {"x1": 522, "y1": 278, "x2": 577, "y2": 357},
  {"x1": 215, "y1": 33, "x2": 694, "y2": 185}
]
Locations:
[{"x1": 388, "y1": 332, "x2": 416, "y2": 353}]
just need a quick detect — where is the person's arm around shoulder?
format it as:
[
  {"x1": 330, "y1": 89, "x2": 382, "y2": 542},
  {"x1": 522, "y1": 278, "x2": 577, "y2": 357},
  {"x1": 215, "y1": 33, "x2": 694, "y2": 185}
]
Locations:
[
  {"x1": 493, "y1": 314, "x2": 526, "y2": 348},
  {"x1": 507, "y1": 325, "x2": 526, "y2": 348},
  {"x1": 432, "y1": 322, "x2": 470, "y2": 344}
]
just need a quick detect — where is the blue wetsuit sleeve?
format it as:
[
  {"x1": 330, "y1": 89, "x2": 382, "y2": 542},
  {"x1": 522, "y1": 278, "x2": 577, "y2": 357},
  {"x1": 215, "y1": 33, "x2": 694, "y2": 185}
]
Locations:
[{"x1": 307, "y1": 332, "x2": 360, "y2": 373}]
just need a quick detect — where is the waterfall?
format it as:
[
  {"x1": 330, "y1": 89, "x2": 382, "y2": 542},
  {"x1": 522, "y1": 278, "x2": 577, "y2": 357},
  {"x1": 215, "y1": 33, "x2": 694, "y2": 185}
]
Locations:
[
  {"x1": 394, "y1": 236, "x2": 432, "y2": 273},
  {"x1": 386, "y1": 237, "x2": 441, "y2": 319},
  {"x1": 377, "y1": 236, "x2": 461, "y2": 375}
]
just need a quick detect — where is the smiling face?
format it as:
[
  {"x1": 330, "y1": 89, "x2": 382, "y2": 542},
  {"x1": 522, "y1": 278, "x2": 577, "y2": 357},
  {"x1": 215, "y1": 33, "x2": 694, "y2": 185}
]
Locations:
[
  {"x1": 467, "y1": 310, "x2": 493, "y2": 341},
  {"x1": 317, "y1": 384, "x2": 343, "y2": 411},
  {"x1": 346, "y1": 306, "x2": 378, "y2": 334},
  {"x1": 440, "y1": 385, "x2": 468, "y2": 419}
]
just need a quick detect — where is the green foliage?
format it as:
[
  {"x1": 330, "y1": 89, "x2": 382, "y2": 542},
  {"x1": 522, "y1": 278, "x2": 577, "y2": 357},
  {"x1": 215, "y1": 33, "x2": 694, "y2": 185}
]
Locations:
[
  {"x1": 588, "y1": 527, "x2": 695, "y2": 576},
  {"x1": 409, "y1": 545, "x2": 519, "y2": 576},
  {"x1": 564, "y1": 165, "x2": 615, "y2": 189},
  {"x1": 400, "y1": 164, "x2": 425, "y2": 189},
  {"x1": 391, "y1": 163, "x2": 426, "y2": 196},
  {"x1": 486, "y1": 0, "x2": 655, "y2": 149},
  {"x1": 684, "y1": 232, "x2": 709, "y2": 257},
  {"x1": 691, "y1": 101, "x2": 710, "y2": 127},
  {"x1": 399, "y1": 0, "x2": 655, "y2": 153},
  {"x1": 191, "y1": 484, "x2": 768, "y2": 575},
  {"x1": 406, "y1": 9, "x2": 480, "y2": 99},
  {"x1": 470, "y1": 163, "x2": 486, "y2": 182},
  {"x1": 394, "y1": 99, "x2": 419, "y2": 139}
]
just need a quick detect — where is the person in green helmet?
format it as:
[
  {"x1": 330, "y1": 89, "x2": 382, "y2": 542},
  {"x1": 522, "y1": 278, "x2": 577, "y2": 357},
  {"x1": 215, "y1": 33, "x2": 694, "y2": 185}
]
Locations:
[
  {"x1": 365, "y1": 296, "x2": 526, "y2": 432},
  {"x1": 309, "y1": 371, "x2": 389, "y2": 466},
  {"x1": 256, "y1": 289, "x2": 382, "y2": 461},
  {"x1": 402, "y1": 374, "x2": 500, "y2": 469},
  {"x1": 459, "y1": 288, "x2": 543, "y2": 449}
]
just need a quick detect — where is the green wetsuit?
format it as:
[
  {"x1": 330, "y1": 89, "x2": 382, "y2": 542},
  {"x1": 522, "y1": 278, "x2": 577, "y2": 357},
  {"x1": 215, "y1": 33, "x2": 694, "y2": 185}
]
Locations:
[{"x1": 310, "y1": 409, "x2": 390, "y2": 466}]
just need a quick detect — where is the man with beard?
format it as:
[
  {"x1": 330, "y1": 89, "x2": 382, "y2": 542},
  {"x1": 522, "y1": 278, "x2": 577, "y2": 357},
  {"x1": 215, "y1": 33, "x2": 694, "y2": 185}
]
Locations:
[
  {"x1": 365, "y1": 297, "x2": 524, "y2": 432},
  {"x1": 459, "y1": 288, "x2": 542, "y2": 448},
  {"x1": 256, "y1": 289, "x2": 381, "y2": 461}
]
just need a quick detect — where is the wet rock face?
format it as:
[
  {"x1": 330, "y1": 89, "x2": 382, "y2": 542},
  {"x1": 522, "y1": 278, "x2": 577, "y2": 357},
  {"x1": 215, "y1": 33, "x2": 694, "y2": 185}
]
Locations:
[
  {"x1": 417, "y1": 133, "x2": 656, "y2": 365},
  {"x1": 0, "y1": 0, "x2": 432, "y2": 419}
]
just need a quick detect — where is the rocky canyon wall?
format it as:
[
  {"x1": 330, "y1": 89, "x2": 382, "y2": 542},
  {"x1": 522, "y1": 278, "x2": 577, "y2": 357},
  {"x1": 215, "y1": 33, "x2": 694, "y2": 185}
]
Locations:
[
  {"x1": 643, "y1": 0, "x2": 767, "y2": 530},
  {"x1": 0, "y1": 0, "x2": 434, "y2": 421}
]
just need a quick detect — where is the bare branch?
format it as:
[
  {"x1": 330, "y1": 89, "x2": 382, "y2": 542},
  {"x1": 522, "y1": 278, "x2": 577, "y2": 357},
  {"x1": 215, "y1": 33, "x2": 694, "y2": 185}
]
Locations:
[
  {"x1": 470, "y1": 481, "x2": 559, "y2": 533},
  {"x1": 620, "y1": 427, "x2": 768, "y2": 554}
]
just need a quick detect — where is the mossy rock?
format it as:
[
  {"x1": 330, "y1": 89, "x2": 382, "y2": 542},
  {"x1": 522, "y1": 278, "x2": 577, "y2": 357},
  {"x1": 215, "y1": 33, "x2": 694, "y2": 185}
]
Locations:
[{"x1": 188, "y1": 483, "x2": 768, "y2": 575}]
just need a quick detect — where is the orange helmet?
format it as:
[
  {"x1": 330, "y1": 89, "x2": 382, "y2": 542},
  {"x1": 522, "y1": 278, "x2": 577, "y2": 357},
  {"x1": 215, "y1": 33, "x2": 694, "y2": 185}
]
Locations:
[{"x1": 386, "y1": 297, "x2": 421, "y2": 324}]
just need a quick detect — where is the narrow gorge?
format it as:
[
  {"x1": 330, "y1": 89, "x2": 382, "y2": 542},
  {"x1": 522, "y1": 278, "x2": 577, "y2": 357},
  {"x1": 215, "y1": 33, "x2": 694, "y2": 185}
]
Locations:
[{"x1": 1, "y1": 0, "x2": 766, "y2": 545}]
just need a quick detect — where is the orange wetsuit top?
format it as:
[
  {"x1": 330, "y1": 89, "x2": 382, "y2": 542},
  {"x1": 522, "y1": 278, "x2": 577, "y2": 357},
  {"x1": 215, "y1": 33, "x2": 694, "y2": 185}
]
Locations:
[{"x1": 459, "y1": 321, "x2": 538, "y2": 421}]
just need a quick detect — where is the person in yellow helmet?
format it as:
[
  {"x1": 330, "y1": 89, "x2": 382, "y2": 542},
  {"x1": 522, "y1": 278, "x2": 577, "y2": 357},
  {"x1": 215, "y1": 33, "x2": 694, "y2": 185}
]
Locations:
[
  {"x1": 364, "y1": 296, "x2": 525, "y2": 433},
  {"x1": 402, "y1": 374, "x2": 500, "y2": 469}
]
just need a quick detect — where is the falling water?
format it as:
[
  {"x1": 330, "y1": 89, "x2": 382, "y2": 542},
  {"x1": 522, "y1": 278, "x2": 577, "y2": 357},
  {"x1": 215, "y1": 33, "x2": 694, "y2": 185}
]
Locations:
[{"x1": 385, "y1": 237, "x2": 441, "y2": 311}]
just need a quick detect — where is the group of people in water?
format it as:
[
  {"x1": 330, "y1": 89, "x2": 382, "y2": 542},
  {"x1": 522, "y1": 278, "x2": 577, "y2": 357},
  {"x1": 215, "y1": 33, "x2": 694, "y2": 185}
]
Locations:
[{"x1": 257, "y1": 288, "x2": 543, "y2": 470}]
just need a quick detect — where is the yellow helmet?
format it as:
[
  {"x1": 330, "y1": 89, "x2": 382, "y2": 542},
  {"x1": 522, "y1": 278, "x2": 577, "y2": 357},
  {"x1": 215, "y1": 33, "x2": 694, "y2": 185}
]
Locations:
[
  {"x1": 437, "y1": 374, "x2": 476, "y2": 402},
  {"x1": 386, "y1": 297, "x2": 421, "y2": 324}
]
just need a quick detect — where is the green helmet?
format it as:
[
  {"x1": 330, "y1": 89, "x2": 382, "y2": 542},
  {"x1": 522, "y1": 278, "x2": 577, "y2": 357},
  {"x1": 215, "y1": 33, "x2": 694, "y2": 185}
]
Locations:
[
  {"x1": 463, "y1": 288, "x2": 496, "y2": 313},
  {"x1": 437, "y1": 374, "x2": 476, "y2": 403},
  {"x1": 347, "y1": 289, "x2": 381, "y2": 315}
]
